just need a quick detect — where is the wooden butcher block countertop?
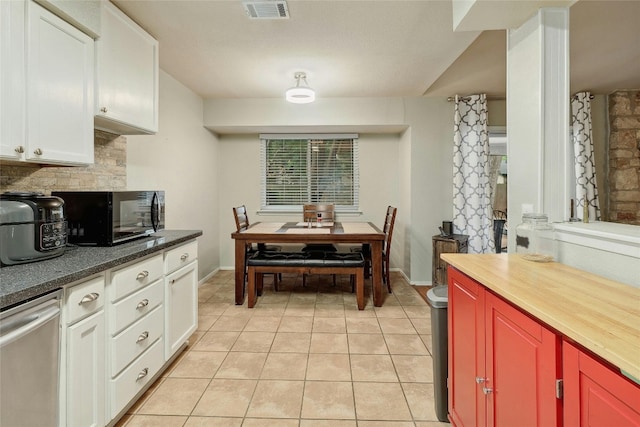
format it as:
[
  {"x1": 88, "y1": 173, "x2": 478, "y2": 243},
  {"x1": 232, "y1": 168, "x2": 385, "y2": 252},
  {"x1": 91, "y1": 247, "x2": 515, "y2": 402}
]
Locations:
[{"x1": 440, "y1": 253, "x2": 640, "y2": 382}]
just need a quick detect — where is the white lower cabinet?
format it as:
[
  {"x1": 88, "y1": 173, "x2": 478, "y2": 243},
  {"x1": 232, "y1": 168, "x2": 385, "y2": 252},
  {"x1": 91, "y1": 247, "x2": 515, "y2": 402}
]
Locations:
[
  {"x1": 62, "y1": 275, "x2": 106, "y2": 427},
  {"x1": 67, "y1": 311, "x2": 106, "y2": 427},
  {"x1": 59, "y1": 239, "x2": 198, "y2": 426},
  {"x1": 107, "y1": 240, "x2": 198, "y2": 421},
  {"x1": 165, "y1": 261, "x2": 198, "y2": 357}
]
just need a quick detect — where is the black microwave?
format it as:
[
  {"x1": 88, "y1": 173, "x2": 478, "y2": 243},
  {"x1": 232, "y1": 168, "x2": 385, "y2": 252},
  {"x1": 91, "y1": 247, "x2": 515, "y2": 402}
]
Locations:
[{"x1": 52, "y1": 191, "x2": 165, "y2": 246}]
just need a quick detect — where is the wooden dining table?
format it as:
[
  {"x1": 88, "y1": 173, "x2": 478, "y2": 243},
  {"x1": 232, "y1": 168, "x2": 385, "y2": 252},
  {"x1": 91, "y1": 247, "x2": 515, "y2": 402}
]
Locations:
[{"x1": 231, "y1": 221, "x2": 386, "y2": 306}]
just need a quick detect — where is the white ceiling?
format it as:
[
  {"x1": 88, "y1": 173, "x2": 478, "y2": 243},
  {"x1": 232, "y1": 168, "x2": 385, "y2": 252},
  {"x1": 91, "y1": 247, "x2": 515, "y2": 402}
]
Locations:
[{"x1": 113, "y1": 0, "x2": 640, "y2": 100}]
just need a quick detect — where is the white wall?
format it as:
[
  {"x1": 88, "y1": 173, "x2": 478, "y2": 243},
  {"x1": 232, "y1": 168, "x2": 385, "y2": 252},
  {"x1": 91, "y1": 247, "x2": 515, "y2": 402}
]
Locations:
[
  {"x1": 557, "y1": 242, "x2": 640, "y2": 287},
  {"x1": 403, "y1": 97, "x2": 454, "y2": 284},
  {"x1": 203, "y1": 98, "x2": 407, "y2": 132},
  {"x1": 126, "y1": 70, "x2": 220, "y2": 281},
  {"x1": 398, "y1": 127, "x2": 412, "y2": 279},
  {"x1": 206, "y1": 97, "x2": 455, "y2": 284}
]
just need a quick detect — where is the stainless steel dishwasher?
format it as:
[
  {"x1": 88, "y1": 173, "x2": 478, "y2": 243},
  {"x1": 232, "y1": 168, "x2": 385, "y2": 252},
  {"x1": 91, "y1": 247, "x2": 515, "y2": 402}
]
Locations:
[{"x1": 0, "y1": 289, "x2": 62, "y2": 427}]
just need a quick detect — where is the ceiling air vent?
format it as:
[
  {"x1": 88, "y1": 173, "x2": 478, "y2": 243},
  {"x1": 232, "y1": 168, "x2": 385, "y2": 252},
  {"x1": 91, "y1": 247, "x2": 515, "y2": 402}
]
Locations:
[{"x1": 242, "y1": 1, "x2": 289, "y2": 19}]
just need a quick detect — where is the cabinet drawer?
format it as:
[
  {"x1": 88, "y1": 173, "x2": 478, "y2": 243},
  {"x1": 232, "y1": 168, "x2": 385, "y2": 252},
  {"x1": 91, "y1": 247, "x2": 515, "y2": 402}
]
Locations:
[
  {"x1": 111, "y1": 305, "x2": 163, "y2": 376},
  {"x1": 111, "y1": 279, "x2": 164, "y2": 336},
  {"x1": 110, "y1": 337, "x2": 164, "y2": 419},
  {"x1": 65, "y1": 276, "x2": 105, "y2": 324},
  {"x1": 111, "y1": 254, "x2": 163, "y2": 301},
  {"x1": 164, "y1": 241, "x2": 198, "y2": 274}
]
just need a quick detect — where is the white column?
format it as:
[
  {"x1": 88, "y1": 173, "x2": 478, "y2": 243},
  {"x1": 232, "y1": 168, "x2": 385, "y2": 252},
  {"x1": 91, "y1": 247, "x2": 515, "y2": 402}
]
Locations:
[{"x1": 507, "y1": 8, "x2": 570, "y2": 250}]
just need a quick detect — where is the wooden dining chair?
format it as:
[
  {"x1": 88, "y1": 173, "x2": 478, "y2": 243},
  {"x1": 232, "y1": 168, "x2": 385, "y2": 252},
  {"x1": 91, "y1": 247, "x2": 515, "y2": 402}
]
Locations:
[
  {"x1": 233, "y1": 205, "x2": 281, "y2": 291},
  {"x1": 493, "y1": 209, "x2": 507, "y2": 254},
  {"x1": 302, "y1": 204, "x2": 338, "y2": 252},
  {"x1": 301, "y1": 203, "x2": 338, "y2": 286},
  {"x1": 351, "y1": 205, "x2": 397, "y2": 293},
  {"x1": 302, "y1": 203, "x2": 334, "y2": 223}
]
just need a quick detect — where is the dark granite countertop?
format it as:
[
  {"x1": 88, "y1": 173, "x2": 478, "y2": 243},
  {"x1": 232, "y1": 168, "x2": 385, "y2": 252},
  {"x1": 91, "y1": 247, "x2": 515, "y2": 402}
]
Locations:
[{"x1": 0, "y1": 230, "x2": 202, "y2": 310}]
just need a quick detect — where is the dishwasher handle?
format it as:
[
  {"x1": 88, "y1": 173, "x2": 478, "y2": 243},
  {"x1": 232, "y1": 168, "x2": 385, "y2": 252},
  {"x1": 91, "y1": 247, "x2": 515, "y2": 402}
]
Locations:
[{"x1": 0, "y1": 305, "x2": 60, "y2": 349}]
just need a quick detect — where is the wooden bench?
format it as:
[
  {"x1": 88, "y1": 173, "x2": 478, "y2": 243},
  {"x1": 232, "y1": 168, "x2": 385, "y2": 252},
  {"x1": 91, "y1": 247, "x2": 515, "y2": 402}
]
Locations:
[{"x1": 246, "y1": 251, "x2": 366, "y2": 309}]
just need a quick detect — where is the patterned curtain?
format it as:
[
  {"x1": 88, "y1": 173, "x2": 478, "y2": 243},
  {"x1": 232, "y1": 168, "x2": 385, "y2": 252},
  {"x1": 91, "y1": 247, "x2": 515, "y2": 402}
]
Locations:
[
  {"x1": 571, "y1": 92, "x2": 601, "y2": 221},
  {"x1": 453, "y1": 94, "x2": 495, "y2": 253}
]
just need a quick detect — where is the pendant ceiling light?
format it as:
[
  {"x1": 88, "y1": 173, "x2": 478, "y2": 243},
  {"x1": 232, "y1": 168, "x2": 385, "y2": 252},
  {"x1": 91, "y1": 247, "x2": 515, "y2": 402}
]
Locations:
[{"x1": 286, "y1": 72, "x2": 315, "y2": 104}]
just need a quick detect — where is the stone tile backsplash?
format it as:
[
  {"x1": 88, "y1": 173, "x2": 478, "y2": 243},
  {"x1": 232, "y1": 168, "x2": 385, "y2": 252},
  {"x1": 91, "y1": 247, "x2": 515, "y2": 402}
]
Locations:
[{"x1": 0, "y1": 130, "x2": 126, "y2": 195}]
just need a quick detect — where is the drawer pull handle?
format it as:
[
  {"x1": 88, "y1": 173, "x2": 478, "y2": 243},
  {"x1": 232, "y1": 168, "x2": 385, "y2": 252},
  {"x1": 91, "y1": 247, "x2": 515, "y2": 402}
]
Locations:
[
  {"x1": 136, "y1": 368, "x2": 149, "y2": 381},
  {"x1": 482, "y1": 386, "x2": 493, "y2": 395},
  {"x1": 136, "y1": 271, "x2": 149, "y2": 281},
  {"x1": 475, "y1": 377, "x2": 486, "y2": 384},
  {"x1": 180, "y1": 253, "x2": 189, "y2": 261},
  {"x1": 136, "y1": 331, "x2": 149, "y2": 343},
  {"x1": 79, "y1": 292, "x2": 100, "y2": 305},
  {"x1": 15, "y1": 146, "x2": 24, "y2": 154},
  {"x1": 136, "y1": 299, "x2": 149, "y2": 310},
  {"x1": 33, "y1": 148, "x2": 43, "y2": 156}
]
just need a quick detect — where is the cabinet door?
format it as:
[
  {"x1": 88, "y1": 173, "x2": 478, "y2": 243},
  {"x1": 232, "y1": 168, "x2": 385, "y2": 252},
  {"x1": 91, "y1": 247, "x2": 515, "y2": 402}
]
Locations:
[
  {"x1": 67, "y1": 310, "x2": 106, "y2": 427},
  {"x1": 563, "y1": 341, "x2": 640, "y2": 427},
  {"x1": 485, "y1": 292, "x2": 562, "y2": 427},
  {"x1": 27, "y1": 1, "x2": 94, "y2": 165},
  {"x1": 448, "y1": 267, "x2": 486, "y2": 427},
  {"x1": 165, "y1": 261, "x2": 198, "y2": 358},
  {"x1": 0, "y1": 0, "x2": 26, "y2": 160},
  {"x1": 95, "y1": 1, "x2": 158, "y2": 134}
]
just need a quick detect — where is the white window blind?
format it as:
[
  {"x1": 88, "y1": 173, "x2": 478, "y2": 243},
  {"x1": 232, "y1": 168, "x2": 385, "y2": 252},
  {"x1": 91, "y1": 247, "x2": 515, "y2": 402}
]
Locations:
[{"x1": 260, "y1": 134, "x2": 359, "y2": 211}]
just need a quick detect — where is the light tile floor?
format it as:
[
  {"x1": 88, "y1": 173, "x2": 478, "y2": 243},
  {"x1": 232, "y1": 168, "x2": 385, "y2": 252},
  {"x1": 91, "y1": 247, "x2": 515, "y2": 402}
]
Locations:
[{"x1": 116, "y1": 270, "x2": 450, "y2": 427}]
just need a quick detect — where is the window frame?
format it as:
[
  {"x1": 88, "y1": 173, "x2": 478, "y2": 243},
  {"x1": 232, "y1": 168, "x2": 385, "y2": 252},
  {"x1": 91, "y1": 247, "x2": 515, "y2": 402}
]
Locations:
[{"x1": 259, "y1": 133, "x2": 360, "y2": 213}]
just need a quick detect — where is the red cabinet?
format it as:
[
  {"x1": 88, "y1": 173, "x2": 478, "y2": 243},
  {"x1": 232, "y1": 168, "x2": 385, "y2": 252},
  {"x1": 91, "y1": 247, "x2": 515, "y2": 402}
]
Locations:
[
  {"x1": 563, "y1": 341, "x2": 640, "y2": 427},
  {"x1": 485, "y1": 289, "x2": 562, "y2": 427},
  {"x1": 448, "y1": 267, "x2": 562, "y2": 427},
  {"x1": 448, "y1": 267, "x2": 485, "y2": 427}
]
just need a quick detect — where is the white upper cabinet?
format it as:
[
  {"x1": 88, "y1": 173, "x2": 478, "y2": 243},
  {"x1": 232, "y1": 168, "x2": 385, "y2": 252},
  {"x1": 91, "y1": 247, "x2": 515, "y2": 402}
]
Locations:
[
  {"x1": 95, "y1": 1, "x2": 158, "y2": 135},
  {"x1": 35, "y1": 0, "x2": 102, "y2": 38},
  {"x1": 0, "y1": 0, "x2": 26, "y2": 161},
  {"x1": 27, "y1": 1, "x2": 95, "y2": 164},
  {"x1": 0, "y1": 0, "x2": 95, "y2": 165}
]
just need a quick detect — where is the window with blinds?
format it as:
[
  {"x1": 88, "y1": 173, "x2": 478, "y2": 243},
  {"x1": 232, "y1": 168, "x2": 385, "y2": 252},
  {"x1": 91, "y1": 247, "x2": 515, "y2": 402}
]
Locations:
[{"x1": 260, "y1": 134, "x2": 359, "y2": 211}]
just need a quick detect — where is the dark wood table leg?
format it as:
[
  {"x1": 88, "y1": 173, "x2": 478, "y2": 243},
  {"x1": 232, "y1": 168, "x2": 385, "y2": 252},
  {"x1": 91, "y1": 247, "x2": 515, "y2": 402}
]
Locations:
[
  {"x1": 356, "y1": 268, "x2": 365, "y2": 310},
  {"x1": 370, "y1": 240, "x2": 383, "y2": 306},
  {"x1": 234, "y1": 239, "x2": 246, "y2": 305}
]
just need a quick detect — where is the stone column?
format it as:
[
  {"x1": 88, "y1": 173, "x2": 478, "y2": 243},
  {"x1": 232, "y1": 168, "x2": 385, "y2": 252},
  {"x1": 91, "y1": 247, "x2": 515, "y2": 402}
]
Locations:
[{"x1": 608, "y1": 90, "x2": 640, "y2": 225}]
